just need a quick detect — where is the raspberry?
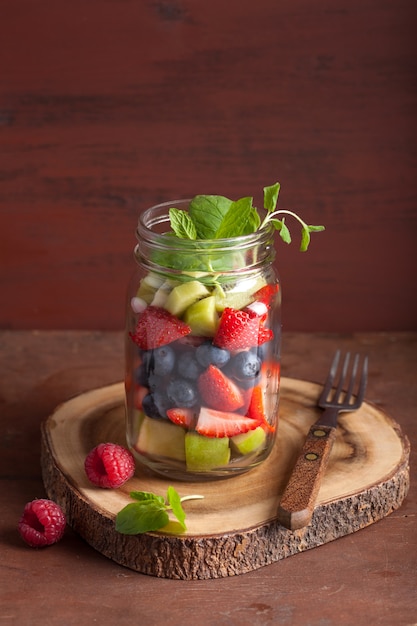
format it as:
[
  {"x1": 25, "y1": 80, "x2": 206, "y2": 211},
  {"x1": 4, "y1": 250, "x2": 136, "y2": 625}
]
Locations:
[
  {"x1": 18, "y1": 499, "x2": 66, "y2": 548},
  {"x1": 84, "y1": 443, "x2": 135, "y2": 488}
]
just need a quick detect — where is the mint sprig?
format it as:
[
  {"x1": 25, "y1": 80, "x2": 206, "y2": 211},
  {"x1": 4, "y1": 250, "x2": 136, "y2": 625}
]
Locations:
[
  {"x1": 115, "y1": 487, "x2": 204, "y2": 535},
  {"x1": 168, "y1": 182, "x2": 324, "y2": 251},
  {"x1": 260, "y1": 183, "x2": 325, "y2": 252}
]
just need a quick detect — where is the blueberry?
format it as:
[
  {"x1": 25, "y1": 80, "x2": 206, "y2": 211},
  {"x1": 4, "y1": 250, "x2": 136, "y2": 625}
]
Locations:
[
  {"x1": 147, "y1": 372, "x2": 165, "y2": 392},
  {"x1": 142, "y1": 393, "x2": 162, "y2": 418},
  {"x1": 177, "y1": 352, "x2": 203, "y2": 380},
  {"x1": 142, "y1": 391, "x2": 170, "y2": 419},
  {"x1": 152, "y1": 345, "x2": 175, "y2": 376},
  {"x1": 167, "y1": 378, "x2": 197, "y2": 408},
  {"x1": 231, "y1": 350, "x2": 262, "y2": 381},
  {"x1": 196, "y1": 342, "x2": 230, "y2": 369},
  {"x1": 153, "y1": 390, "x2": 171, "y2": 418}
]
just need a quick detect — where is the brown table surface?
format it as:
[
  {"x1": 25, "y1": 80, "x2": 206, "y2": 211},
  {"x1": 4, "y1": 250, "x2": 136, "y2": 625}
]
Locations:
[{"x1": 1, "y1": 330, "x2": 416, "y2": 626}]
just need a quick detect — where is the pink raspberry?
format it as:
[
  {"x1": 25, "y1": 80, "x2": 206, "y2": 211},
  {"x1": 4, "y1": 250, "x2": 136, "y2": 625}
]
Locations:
[
  {"x1": 84, "y1": 442, "x2": 135, "y2": 488},
  {"x1": 18, "y1": 499, "x2": 66, "y2": 548}
]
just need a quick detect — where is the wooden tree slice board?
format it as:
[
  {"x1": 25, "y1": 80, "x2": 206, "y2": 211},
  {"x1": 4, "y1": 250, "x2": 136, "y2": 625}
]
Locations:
[{"x1": 41, "y1": 378, "x2": 410, "y2": 580}]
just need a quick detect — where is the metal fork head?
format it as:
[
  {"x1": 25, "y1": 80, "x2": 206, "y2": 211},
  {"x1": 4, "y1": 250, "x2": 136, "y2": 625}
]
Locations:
[{"x1": 319, "y1": 350, "x2": 368, "y2": 412}]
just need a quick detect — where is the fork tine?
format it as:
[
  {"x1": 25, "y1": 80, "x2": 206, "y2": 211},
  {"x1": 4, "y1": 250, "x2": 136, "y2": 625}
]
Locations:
[
  {"x1": 356, "y1": 355, "x2": 369, "y2": 405},
  {"x1": 320, "y1": 349, "x2": 341, "y2": 402},
  {"x1": 344, "y1": 353, "x2": 360, "y2": 404},
  {"x1": 319, "y1": 350, "x2": 369, "y2": 410},
  {"x1": 333, "y1": 352, "x2": 350, "y2": 402}
]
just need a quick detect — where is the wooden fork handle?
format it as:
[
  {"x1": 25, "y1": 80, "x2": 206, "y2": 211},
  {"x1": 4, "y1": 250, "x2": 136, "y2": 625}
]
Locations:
[{"x1": 277, "y1": 424, "x2": 338, "y2": 531}]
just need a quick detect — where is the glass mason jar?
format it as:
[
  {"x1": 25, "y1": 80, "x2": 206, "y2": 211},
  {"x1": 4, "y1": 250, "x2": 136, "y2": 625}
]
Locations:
[{"x1": 125, "y1": 200, "x2": 281, "y2": 481}]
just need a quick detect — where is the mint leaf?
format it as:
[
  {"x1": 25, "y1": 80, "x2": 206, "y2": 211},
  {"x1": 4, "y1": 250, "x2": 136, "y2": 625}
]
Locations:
[
  {"x1": 307, "y1": 225, "x2": 326, "y2": 232},
  {"x1": 247, "y1": 206, "x2": 261, "y2": 232},
  {"x1": 271, "y1": 218, "x2": 291, "y2": 244},
  {"x1": 188, "y1": 195, "x2": 233, "y2": 238},
  {"x1": 167, "y1": 486, "x2": 186, "y2": 530},
  {"x1": 129, "y1": 491, "x2": 165, "y2": 505},
  {"x1": 215, "y1": 197, "x2": 255, "y2": 238},
  {"x1": 115, "y1": 487, "x2": 204, "y2": 535},
  {"x1": 263, "y1": 182, "x2": 280, "y2": 213},
  {"x1": 115, "y1": 502, "x2": 169, "y2": 534},
  {"x1": 300, "y1": 224, "x2": 325, "y2": 252},
  {"x1": 186, "y1": 194, "x2": 258, "y2": 239},
  {"x1": 169, "y1": 208, "x2": 197, "y2": 240},
  {"x1": 300, "y1": 226, "x2": 311, "y2": 252}
]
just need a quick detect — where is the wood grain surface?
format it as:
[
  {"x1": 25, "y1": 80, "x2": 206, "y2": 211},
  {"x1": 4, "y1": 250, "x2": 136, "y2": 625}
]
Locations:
[
  {"x1": 1, "y1": 330, "x2": 416, "y2": 624},
  {"x1": 41, "y1": 378, "x2": 409, "y2": 579},
  {"x1": 1, "y1": 1, "x2": 417, "y2": 332}
]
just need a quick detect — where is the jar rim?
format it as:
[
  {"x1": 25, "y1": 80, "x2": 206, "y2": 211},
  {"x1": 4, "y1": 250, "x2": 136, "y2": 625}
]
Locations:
[{"x1": 137, "y1": 199, "x2": 275, "y2": 248}]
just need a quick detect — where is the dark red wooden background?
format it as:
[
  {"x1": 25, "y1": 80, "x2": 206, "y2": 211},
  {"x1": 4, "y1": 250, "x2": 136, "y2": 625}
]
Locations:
[{"x1": 1, "y1": 0, "x2": 416, "y2": 332}]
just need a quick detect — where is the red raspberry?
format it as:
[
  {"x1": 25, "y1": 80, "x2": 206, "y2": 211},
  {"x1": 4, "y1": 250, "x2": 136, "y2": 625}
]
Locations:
[
  {"x1": 84, "y1": 442, "x2": 135, "y2": 488},
  {"x1": 18, "y1": 499, "x2": 66, "y2": 548}
]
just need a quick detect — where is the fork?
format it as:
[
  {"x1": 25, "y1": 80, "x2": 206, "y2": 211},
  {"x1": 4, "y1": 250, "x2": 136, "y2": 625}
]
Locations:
[{"x1": 277, "y1": 350, "x2": 369, "y2": 531}]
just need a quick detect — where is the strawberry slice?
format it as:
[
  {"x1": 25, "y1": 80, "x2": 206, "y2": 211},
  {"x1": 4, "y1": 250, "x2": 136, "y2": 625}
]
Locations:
[
  {"x1": 253, "y1": 284, "x2": 279, "y2": 308},
  {"x1": 166, "y1": 407, "x2": 196, "y2": 429},
  {"x1": 129, "y1": 305, "x2": 191, "y2": 350},
  {"x1": 246, "y1": 385, "x2": 275, "y2": 432},
  {"x1": 198, "y1": 364, "x2": 244, "y2": 412},
  {"x1": 213, "y1": 307, "x2": 273, "y2": 351},
  {"x1": 196, "y1": 406, "x2": 261, "y2": 438}
]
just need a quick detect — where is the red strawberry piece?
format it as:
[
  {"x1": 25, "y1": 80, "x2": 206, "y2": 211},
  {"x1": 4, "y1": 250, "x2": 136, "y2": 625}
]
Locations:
[
  {"x1": 198, "y1": 364, "x2": 244, "y2": 412},
  {"x1": 253, "y1": 284, "x2": 279, "y2": 307},
  {"x1": 258, "y1": 326, "x2": 274, "y2": 345},
  {"x1": 18, "y1": 499, "x2": 66, "y2": 548},
  {"x1": 84, "y1": 443, "x2": 135, "y2": 488},
  {"x1": 246, "y1": 385, "x2": 276, "y2": 432},
  {"x1": 214, "y1": 307, "x2": 273, "y2": 350},
  {"x1": 166, "y1": 407, "x2": 196, "y2": 429},
  {"x1": 196, "y1": 406, "x2": 262, "y2": 438},
  {"x1": 129, "y1": 305, "x2": 191, "y2": 350}
]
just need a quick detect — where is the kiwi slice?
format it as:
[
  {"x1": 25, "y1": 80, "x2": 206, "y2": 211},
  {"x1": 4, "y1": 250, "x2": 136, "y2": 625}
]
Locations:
[
  {"x1": 183, "y1": 295, "x2": 219, "y2": 336},
  {"x1": 231, "y1": 426, "x2": 266, "y2": 456},
  {"x1": 185, "y1": 432, "x2": 230, "y2": 471},
  {"x1": 150, "y1": 280, "x2": 179, "y2": 308},
  {"x1": 164, "y1": 280, "x2": 210, "y2": 317},
  {"x1": 213, "y1": 274, "x2": 268, "y2": 312},
  {"x1": 136, "y1": 273, "x2": 165, "y2": 304},
  {"x1": 136, "y1": 416, "x2": 186, "y2": 461}
]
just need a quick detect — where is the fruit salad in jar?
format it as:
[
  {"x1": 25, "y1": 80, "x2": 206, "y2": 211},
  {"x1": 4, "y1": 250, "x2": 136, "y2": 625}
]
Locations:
[{"x1": 125, "y1": 184, "x2": 324, "y2": 480}]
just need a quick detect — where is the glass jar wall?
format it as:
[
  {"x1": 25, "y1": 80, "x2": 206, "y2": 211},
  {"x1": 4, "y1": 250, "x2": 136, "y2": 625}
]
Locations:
[{"x1": 125, "y1": 200, "x2": 281, "y2": 481}]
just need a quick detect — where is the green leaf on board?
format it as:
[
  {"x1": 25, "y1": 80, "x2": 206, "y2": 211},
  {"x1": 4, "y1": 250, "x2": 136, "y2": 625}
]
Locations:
[
  {"x1": 115, "y1": 487, "x2": 204, "y2": 536},
  {"x1": 115, "y1": 502, "x2": 169, "y2": 535}
]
